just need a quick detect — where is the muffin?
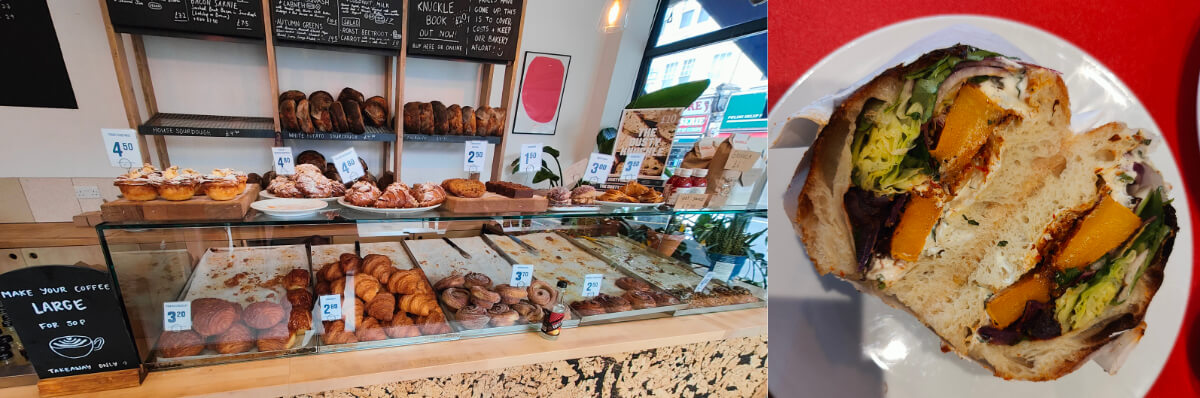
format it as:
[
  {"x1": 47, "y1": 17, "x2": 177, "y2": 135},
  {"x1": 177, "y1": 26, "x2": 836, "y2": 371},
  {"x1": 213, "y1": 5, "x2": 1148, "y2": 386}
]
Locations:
[
  {"x1": 114, "y1": 163, "x2": 160, "y2": 201},
  {"x1": 157, "y1": 166, "x2": 202, "y2": 201},
  {"x1": 204, "y1": 168, "x2": 243, "y2": 201}
]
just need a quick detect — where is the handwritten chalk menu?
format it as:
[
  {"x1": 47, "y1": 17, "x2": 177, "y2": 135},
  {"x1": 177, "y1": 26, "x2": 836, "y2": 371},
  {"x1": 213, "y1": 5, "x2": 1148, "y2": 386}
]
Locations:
[
  {"x1": 407, "y1": 0, "x2": 522, "y2": 62},
  {"x1": 0, "y1": 0, "x2": 77, "y2": 109},
  {"x1": 0, "y1": 266, "x2": 140, "y2": 379},
  {"x1": 270, "y1": 0, "x2": 403, "y2": 50},
  {"x1": 105, "y1": 0, "x2": 264, "y2": 39}
]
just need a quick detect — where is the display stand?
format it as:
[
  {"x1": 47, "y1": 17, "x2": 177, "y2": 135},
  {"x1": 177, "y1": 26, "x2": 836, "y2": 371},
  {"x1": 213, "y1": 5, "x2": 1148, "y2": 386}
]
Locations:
[{"x1": 99, "y1": 0, "x2": 527, "y2": 181}]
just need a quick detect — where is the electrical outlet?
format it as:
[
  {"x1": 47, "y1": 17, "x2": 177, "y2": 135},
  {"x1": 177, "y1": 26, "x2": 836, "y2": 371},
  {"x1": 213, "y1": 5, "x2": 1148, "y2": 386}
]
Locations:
[{"x1": 74, "y1": 185, "x2": 102, "y2": 199}]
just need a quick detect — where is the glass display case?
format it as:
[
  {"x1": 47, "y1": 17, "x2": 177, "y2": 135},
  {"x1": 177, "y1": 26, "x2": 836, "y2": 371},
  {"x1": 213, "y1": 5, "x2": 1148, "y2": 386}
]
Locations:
[{"x1": 97, "y1": 206, "x2": 767, "y2": 371}]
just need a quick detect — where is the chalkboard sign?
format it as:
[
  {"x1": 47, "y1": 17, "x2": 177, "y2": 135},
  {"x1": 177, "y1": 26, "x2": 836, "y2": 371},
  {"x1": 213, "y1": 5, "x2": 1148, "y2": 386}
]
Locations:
[
  {"x1": 0, "y1": 0, "x2": 77, "y2": 109},
  {"x1": 0, "y1": 266, "x2": 140, "y2": 379},
  {"x1": 105, "y1": 0, "x2": 265, "y2": 39},
  {"x1": 407, "y1": 0, "x2": 522, "y2": 63},
  {"x1": 270, "y1": 0, "x2": 404, "y2": 50}
]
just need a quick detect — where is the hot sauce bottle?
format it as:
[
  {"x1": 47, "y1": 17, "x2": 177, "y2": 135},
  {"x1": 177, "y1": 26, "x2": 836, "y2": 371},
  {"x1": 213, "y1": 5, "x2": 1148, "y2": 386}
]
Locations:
[{"x1": 540, "y1": 280, "x2": 570, "y2": 340}]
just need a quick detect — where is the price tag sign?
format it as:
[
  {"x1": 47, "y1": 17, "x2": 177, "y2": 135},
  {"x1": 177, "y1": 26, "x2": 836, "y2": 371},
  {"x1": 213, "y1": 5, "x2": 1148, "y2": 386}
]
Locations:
[
  {"x1": 331, "y1": 147, "x2": 365, "y2": 183},
  {"x1": 518, "y1": 143, "x2": 542, "y2": 173},
  {"x1": 318, "y1": 294, "x2": 343, "y2": 321},
  {"x1": 272, "y1": 147, "x2": 295, "y2": 175},
  {"x1": 619, "y1": 153, "x2": 644, "y2": 181},
  {"x1": 581, "y1": 152, "x2": 615, "y2": 184},
  {"x1": 581, "y1": 274, "x2": 603, "y2": 297},
  {"x1": 510, "y1": 264, "x2": 534, "y2": 287},
  {"x1": 695, "y1": 272, "x2": 716, "y2": 292},
  {"x1": 162, "y1": 301, "x2": 191, "y2": 331},
  {"x1": 674, "y1": 193, "x2": 709, "y2": 209},
  {"x1": 724, "y1": 149, "x2": 761, "y2": 172},
  {"x1": 463, "y1": 140, "x2": 487, "y2": 172},
  {"x1": 102, "y1": 128, "x2": 142, "y2": 168}
]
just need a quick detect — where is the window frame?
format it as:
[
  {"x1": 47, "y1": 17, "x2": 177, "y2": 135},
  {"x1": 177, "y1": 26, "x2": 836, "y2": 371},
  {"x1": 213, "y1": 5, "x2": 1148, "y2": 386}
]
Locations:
[{"x1": 631, "y1": 0, "x2": 768, "y2": 101}]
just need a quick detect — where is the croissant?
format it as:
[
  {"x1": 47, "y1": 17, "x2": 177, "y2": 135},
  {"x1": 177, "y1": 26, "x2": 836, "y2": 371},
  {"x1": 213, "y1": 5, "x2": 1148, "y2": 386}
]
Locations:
[
  {"x1": 469, "y1": 285, "x2": 501, "y2": 307},
  {"x1": 361, "y1": 254, "x2": 392, "y2": 276},
  {"x1": 318, "y1": 261, "x2": 342, "y2": 282},
  {"x1": 495, "y1": 284, "x2": 528, "y2": 305},
  {"x1": 527, "y1": 279, "x2": 558, "y2": 307},
  {"x1": 618, "y1": 181, "x2": 651, "y2": 197},
  {"x1": 387, "y1": 269, "x2": 431, "y2": 295},
  {"x1": 398, "y1": 293, "x2": 439, "y2": 317},
  {"x1": 367, "y1": 292, "x2": 396, "y2": 321},
  {"x1": 315, "y1": 280, "x2": 331, "y2": 296},
  {"x1": 338, "y1": 253, "x2": 361, "y2": 275},
  {"x1": 440, "y1": 287, "x2": 470, "y2": 311},
  {"x1": 321, "y1": 320, "x2": 359, "y2": 345},
  {"x1": 330, "y1": 277, "x2": 347, "y2": 296},
  {"x1": 384, "y1": 313, "x2": 422, "y2": 338},
  {"x1": 417, "y1": 311, "x2": 452, "y2": 335},
  {"x1": 284, "y1": 269, "x2": 310, "y2": 291},
  {"x1": 354, "y1": 274, "x2": 382, "y2": 302},
  {"x1": 355, "y1": 318, "x2": 388, "y2": 342}
]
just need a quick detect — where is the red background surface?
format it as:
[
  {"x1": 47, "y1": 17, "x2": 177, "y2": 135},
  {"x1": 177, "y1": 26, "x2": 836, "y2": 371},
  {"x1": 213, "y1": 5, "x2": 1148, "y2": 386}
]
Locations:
[{"x1": 770, "y1": 2, "x2": 1200, "y2": 396}]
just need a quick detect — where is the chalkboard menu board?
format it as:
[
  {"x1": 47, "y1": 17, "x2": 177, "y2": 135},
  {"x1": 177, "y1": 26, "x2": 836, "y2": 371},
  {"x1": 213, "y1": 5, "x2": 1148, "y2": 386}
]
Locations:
[
  {"x1": 105, "y1": 0, "x2": 265, "y2": 39},
  {"x1": 270, "y1": 0, "x2": 404, "y2": 50},
  {"x1": 407, "y1": 0, "x2": 522, "y2": 63},
  {"x1": 0, "y1": 0, "x2": 77, "y2": 109},
  {"x1": 0, "y1": 266, "x2": 140, "y2": 379}
]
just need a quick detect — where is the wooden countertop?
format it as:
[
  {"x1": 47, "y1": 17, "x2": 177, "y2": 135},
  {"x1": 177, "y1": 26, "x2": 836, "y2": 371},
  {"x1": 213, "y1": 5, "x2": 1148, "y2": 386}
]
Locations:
[
  {"x1": 3, "y1": 307, "x2": 766, "y2": 397},
  {"x1": 0, "y1": 223, "x2": 99, "y2": 249}
]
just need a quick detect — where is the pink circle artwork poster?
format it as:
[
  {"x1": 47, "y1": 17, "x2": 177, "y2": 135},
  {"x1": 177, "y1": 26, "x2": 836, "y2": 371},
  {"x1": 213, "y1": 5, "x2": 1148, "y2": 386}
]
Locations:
[{"x1": 521, "y1": 56, "x2": 566, "y2": 124}]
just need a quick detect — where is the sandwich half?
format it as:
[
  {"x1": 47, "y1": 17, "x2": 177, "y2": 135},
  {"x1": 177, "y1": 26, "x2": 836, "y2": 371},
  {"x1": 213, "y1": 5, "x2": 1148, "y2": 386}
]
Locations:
[{"x1": 796, "y1": 45, "x2": 1178, "y2": 380}]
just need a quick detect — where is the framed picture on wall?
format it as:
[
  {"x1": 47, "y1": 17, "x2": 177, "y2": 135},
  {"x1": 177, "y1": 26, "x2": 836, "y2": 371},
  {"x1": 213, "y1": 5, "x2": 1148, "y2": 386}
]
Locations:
[{"x1": 512, "y1": 51, "x2": 571, "y2": 135}]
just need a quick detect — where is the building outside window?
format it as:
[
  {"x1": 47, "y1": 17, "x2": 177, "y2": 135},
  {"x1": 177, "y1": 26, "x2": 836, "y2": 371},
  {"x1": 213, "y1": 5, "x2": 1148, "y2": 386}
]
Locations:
[{"x1": 677, "y1": 59, "x2": 695, "y2": 85}]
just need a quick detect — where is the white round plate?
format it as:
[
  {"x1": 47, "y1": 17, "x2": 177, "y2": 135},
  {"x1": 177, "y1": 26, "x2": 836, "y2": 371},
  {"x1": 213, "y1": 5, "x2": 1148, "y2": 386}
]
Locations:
[
  {"x1": 250, "y1": 198, "x2": 328, "y2": 217},
  {"x1": 595, "y1": 201, "x2": 662, "y2": 208},
  {"x1": 337, "y1": 197, "x2": 442, "y2": 213},
  {"x1": 548, "y1": 205, "x2": 601, "y2": 212},
  {"x1": 768, "y1": 16, "x2": 1192, "y2": 398},
  {"x1": 259, "y1": 190, "x2": 342, "y2": 201}
]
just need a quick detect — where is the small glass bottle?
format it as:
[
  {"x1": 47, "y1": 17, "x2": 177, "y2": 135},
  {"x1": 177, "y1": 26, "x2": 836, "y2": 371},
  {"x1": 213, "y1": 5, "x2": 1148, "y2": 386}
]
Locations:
[
  {"x1": 665, "y1": 168, "x2": 693, "y2": 205},
  {"x1": 539, "y1": 280, "x2": 570, "y2": 340},
  {"x1": 691, "y1": 168, "x2": 709, "y2": 195}
]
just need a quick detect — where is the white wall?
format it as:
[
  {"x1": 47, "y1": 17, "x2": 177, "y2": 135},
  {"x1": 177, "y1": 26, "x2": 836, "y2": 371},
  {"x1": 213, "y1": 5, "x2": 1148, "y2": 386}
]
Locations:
[{"x1": 0, "y1": 0, "x2": 656, "y2": 187}]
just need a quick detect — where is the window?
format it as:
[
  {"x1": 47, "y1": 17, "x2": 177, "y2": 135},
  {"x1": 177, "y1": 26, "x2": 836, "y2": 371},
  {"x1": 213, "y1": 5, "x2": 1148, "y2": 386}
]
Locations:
[
  {"x1": 680, "y1": 10, "x2": 694, "y2": 28},
  {"x1": 710, "y1": 52, "x2": 732, "y2": 81},
  {"x1": 662, "y1": 62, "x2": 679, "y2": 88},
  {"x1": 645, "y1": 70, "x2": 660, "y2": 92},
  {"x1": 698, "y1": 9, "x2": 710, "y2": 23},
  {"x1": 677, "y1": 59, "x2": 695, "y2": 85}
]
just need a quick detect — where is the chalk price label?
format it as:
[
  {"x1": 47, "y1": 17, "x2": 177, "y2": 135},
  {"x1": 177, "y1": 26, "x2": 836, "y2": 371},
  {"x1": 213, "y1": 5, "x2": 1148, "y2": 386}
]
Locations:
[
  {"x1": 581, "y1": 274, "x2": 603, "y2": 297},
  {"x1": 162, "y1": 301, "x2": 192, "y2": 331},
  {"x1": 510, "y1": 264, "x2": 534, "y2": 287},
  {"x1": 318, "y1": 295, "x2": 343, "y2": 321}
]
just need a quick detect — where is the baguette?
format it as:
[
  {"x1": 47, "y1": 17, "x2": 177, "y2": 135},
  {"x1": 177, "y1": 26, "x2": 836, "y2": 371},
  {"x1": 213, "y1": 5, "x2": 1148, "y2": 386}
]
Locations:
[{"x1": 796, "y1": 46, "x2": 1177, "y2": 381}]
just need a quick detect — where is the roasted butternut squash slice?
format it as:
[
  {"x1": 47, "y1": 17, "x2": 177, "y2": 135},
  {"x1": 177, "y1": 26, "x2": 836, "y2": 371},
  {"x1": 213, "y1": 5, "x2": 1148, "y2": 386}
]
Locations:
[
  {"x1": 931, "y1": 84, "x2": 1002, "y2": 174},
  {"x1": 890, "y1": 194, "x2": 941, "y2": 262},
  {"x1": 986, "y1": 272, "x2": 1052, "y2": 329},
  {"x1": 1053, "y1": 195, "x2": 1142, "y2": 269}
]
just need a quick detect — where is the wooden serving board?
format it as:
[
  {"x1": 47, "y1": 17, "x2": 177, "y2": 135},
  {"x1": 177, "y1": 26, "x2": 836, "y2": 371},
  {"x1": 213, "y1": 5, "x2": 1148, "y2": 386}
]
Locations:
[
  {"x1": 101, "y1": 185, "x2": 260, "y2": 222},
  {"x1": 442, "y1": 192, "x2": 548, "y2": 213}
]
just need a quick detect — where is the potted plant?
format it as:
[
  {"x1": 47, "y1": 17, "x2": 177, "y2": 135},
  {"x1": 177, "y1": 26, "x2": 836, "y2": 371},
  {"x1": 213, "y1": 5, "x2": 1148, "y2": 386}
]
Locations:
[{"x1": 691, "y1": 214, "x2": 764, "y2": 282}]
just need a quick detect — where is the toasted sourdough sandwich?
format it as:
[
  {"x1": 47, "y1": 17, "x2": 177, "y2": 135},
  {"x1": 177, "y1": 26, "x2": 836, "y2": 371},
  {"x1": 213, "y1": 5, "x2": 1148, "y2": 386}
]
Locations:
[{"x1": 796, "y1": 45, "x2": 1178, "y2": 380}]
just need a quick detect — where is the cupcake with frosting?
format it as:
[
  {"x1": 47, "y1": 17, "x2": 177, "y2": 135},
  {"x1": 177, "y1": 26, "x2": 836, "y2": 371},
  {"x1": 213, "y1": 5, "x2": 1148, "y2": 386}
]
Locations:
[
  {"x1": 113, "y1": 163, "x2": 161, "y2": 201},
  {"x1": 203, "y1": 168, "x2": 244, "y2": 201},
  {"x1": 157, "y1": 166, "x2": 202, "y2": 201}
]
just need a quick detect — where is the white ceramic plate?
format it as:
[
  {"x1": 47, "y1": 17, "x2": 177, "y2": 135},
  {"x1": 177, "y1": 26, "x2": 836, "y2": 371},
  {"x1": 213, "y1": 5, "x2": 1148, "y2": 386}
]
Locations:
[
  {"x1": 250, "y1": 199, "x2": 328, "y2": 217},
  {"x1": 337, "y1": 197, "x2": 442, "y2": 213},
  {"x1": 595, "y1": 201, "x2": 662, "y2": 208},
  {"x1": 259, "y1": 190, "x2": 342, "y2": 201},
  {"x1": 548, "y1": 205, "x2": 601, "y2": 212},
  {"x1": 768, "y1": 16, "x2": 1192, "y2": 398}
]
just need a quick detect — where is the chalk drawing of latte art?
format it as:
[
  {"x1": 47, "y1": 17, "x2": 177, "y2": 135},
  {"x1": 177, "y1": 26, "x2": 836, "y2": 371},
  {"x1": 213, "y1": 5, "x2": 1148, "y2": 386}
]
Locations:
[{"x1": 49, "y1": 335, "x2": 104, "y2": 359}]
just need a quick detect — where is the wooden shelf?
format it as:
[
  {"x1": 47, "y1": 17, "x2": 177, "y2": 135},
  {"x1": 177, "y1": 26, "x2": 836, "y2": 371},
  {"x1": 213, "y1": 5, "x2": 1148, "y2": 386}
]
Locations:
[
  {"x1": 0, "y1": 307, "x2": 765, "y2": 397},
  {"x1": 402, "y1": 134, "x2": 501, "y2": 144},
  {"x1": 138, "y1": 113, "x2": 276, "y2": 138}
]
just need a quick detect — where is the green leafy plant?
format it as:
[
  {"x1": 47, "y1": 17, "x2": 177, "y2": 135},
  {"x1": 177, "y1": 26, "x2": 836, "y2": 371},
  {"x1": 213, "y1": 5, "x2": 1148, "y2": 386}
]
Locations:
[
  {"x1": 691, "y1": 214, "x2": 764, "y2": 256},
  {"x1": 596, "y1": 127, "x2": 616, "y2": 154},
  {"x1": 509, "y1": 145, "x2": 565, "y2": 187},
  {"x1": 626, "y1": 80, "x2": 711, "y2": 109}
]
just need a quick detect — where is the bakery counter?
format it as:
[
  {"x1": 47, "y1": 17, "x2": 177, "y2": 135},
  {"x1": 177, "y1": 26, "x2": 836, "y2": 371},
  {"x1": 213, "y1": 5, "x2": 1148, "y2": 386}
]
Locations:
[
  {"x1": 0, "y1": 307, "x2": 766, "y2": 397},
  {"x1": 0, "y1": 223, "x2": 99, "y2": 249}
]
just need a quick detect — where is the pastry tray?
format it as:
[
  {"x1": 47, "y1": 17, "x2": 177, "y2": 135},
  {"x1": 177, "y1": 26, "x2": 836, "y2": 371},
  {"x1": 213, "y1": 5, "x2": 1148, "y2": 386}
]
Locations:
[
  {"x1": 404, "y1": 237, "x2": 556, "y2": 338},
  {"x1": 309, "y1": 242, "x2": 459, "y2": 353},
  {"x1": 483, "y1": 232, "x2": 685, "y2": 326},
  {"x1": 569, "y1": 235, "x2": 766, "y2": 317},
  {"x1": 148, "y1": 245, "x2": 317, "y2": 369}
]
